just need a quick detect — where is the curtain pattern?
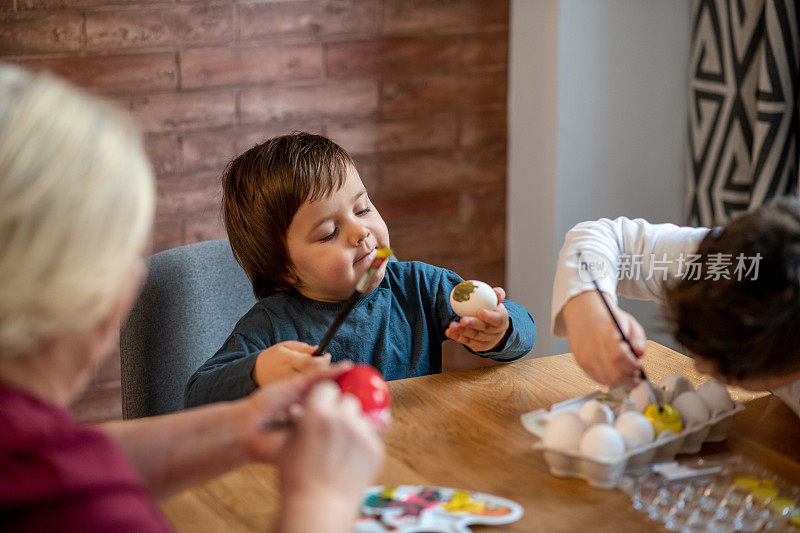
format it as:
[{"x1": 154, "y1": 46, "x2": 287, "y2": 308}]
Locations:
[{"x1": 687, "y1": 0, "x2": 800, "y2": 226}]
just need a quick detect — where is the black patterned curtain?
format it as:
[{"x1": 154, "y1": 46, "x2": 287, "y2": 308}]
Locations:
[{"x1": 688, "y1": 0, "x2": 800, "y2": 226}]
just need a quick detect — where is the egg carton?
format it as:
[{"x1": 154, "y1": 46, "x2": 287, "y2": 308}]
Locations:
[{"x1": 520, "y1": 391, "x2": 745, "y2": 490}]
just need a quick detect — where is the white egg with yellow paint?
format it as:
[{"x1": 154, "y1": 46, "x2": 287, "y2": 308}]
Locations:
[{"x1": 449, "y1": 280, "x2": 498, "y2": 317}]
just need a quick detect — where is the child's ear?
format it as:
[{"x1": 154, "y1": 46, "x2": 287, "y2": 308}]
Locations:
[{"x1": 284, "y1": 269, "x2": 300, "y2": 287}]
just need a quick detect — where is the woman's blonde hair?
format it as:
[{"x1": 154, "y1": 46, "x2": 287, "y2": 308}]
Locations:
[{"x1": 0, "y1": 64, "x2": 154, "y2": 356}]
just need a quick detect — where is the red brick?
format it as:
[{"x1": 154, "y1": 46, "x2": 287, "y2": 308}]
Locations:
[
  {"x1": 387, "y1": 218, "x2": 465, "y2": 263},
  {"x1": 382, "y1": 0, "x2": 508, "y2": 34},
  {"x1": 152, "y1": 218, "x2": 183, "y2": 253},
  {"x1": 464, "y1": 183, "x2": 505, "y2": 258},
  {"x1": 19, "y1": 53, "x2": 177, "y2": 93},
  {"x1": 234, "y1": 122, "x2": 325, "y2": 153},
  {"x1": 327, "y1": 115, "x2": 457, "y2": 155},
  {"x1": 373, "y1": 190, "x2": 458, "y2": 223},
  {"x1": 0, "y1": 11, "x2": 81, "y2": 55},
  {"x1": 239, "y1": 0, "x2": 377, "y2": 42},
  {"x1": 463, "y1": 181, "x2": 505, "y2": 222},
  {"x1": 184, "y1": 215, "x2": 227, "y2": 245},
  {"x1": 462, "y1": 144, "x2": 506, "y2": 185},
  {"x1": 128, "y1": 90, "x2": 236, "y2": 133},
  {"x1": 156, "y1": 172, "x2": 222, "y2": 220},
  {"x1": 327, "y1": 36, "x2": 459, "y2": 78},
  {"x1": 381, "y1": 71, "x2": 506, "y2": 115},
  {"x1": 182, "y1": 128, "x2": 239, "y2": 174},
  {"x1": 462, "y1": 259, "x2": 505, "y2": 288},
  {"x1": 144, "y1": 133, "x2": 180, "y2": 177},
  {"x1": 469, "y1": 218, "x2": 505, "y2": 259},
  {"x1": 86, "y1": 5, "x2": 233, "y2": 50},
  {"x1": 351, "y1": 156, "x2": 379, "y2": 193},
  {"x1": 379, "y1": 151, "x2": 462, "y2": 193},
  {"x1": 462, "y1": 31, "x2": 508, "y2": 66},
  {"x1": 181, "y1": 44, "x2": 323, "y2": 90},
  {"x1": 20, "y1": 0, "x2": 169, "y2": 8},
  {"x1": 240, "y1": 80, "x2": 377, "y2": 125},
  {"x1": 459, "y1": 110, "x2": 506, "y2": 147}
]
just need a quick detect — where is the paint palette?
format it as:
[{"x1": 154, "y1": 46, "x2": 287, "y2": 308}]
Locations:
[{"x1": 354, "y1": 485, "x2": 523, "y2": 532}]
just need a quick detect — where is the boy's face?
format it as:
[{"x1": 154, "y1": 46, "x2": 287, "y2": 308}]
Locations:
[
  {"x1": 692, "y1": 353, "x2": 800, "y2": 391},
  {"x1": 285, "y1": 165, "x2": 390, "y2": 302}
]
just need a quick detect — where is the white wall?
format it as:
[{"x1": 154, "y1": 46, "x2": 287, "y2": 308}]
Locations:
[
  {"x1": 508, "y1": 0, "x2": 691, "y2": 356},
  {"x1": 508, "y1": 0, "x2": 561, "y2": 356}
]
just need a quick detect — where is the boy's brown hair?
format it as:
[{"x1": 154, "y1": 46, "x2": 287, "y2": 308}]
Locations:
[
  {"x1": 222, "y1": 132, "x2": 354, "y2": 299},
  {"x1": 664, "y1": 197, "x2": 800, "y2": 381}
]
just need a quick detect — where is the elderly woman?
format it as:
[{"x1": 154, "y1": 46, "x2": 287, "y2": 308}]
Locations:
[{"x1": 0, "y1": 64, "x2": 383, "y2": 532}]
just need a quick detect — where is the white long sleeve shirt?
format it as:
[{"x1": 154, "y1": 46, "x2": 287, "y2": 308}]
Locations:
[{"x1": 551, "y1": 217, "x2": 800, "y2": 418}]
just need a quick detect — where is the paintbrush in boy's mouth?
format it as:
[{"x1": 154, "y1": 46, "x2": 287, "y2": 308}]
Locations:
[{"x1": 312, "y1": 247, "x2": 393, "y2": 357}]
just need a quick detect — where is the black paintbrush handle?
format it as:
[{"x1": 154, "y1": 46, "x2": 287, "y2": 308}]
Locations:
[{"x1": 312, "y1": 292, "x2": 361, "y2": 357}]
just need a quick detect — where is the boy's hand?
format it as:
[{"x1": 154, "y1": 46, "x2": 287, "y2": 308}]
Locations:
[
  {"x1": 445, "y1": 287, "x2": 510, "y2": 352},
  {"x1": 252, "y1": 341, "x2": 332, "y2": 387},
  {"x1": 561, "y1": 291, "x2": 647, "y2": 388}
]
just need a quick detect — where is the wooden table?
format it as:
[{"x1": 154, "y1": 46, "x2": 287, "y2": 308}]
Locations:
[{"x1": 161, "y1": 342, "x2": 800, "y2": 531}]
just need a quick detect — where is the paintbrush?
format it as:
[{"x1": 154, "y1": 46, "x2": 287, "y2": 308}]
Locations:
[
  {"x1": 577, "y1": 251, "x2": 663, "y2": 411},
  {"x1": 312, "y1": 247, "x2": 393, "y2": 357},
  {"x1": 261, "y1": 248, "x2": 392, "y2": 431}
]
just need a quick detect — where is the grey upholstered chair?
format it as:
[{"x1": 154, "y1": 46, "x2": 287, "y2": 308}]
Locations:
[{"x1": 120, "y1": 239, "x2": 256, "y2": 419}]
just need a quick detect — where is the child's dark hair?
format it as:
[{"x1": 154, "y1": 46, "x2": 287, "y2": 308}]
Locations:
[
  {"x1": 222, "y1": 132, "x2": 354, "y2": 299},
  {"x1": 664, "y1": 197, "x2": 800, "y2": 381}
]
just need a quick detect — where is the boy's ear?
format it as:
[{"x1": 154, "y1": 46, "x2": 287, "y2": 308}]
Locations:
[{"x1": 284, "y1": 269, "x2": 300, "y2": 287}]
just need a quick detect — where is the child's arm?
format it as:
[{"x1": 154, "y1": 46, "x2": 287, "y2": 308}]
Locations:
[
  {"x1": 252, "y1": 341, "x2": 331, "y2": 387},
  {"x1": 552, "y1": 217, "x2": 709, "y2": 387},
  {"x1": 184, "y1": 331, "x2": 267, "y2": 408},
  {"x1": 185, "y1": 337, "x2": 330, "y2": 408},
  {"x1": 437, "y1": 270, "x2": 535, "y2": 361}
]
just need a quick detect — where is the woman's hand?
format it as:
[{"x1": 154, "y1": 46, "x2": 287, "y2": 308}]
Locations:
[
  {"x1": 239, "y1": 362, "x2": 352, "y2": 463},
  {"x1": 562, "y1": 291, "x2": 647, "y2": 388},
  {"x1": 445, "y1": 287, "x2": 510, "y2": 352},
  {"x1": 252, "y1": 340, "x2": 331, "y2": 387},
  {"x1": 276, "y1": 381, "x2": 384, "y2": 533}
]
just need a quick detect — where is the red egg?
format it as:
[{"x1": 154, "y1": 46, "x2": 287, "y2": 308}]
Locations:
[{"x1": 335, "y1": 364, "x2": 391, "y2": 430}]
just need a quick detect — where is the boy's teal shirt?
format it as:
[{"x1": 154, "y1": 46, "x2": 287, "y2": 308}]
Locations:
[{"x1": 184, "y1": 261, "x2": 536, "y2": 407}]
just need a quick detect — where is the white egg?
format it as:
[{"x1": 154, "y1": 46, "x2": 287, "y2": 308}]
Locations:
[
  {"x1": 449, "y1": 280, "x2": 498, "y2": 317},
  {"x1": 660, "y1": 373, "x2": 695, "y2": 403},
  {"x1": 696, "y1": 381, "x2": 735, "y2": 415},
  {"x1": 629, "y1": 381, "x2": 664, "y2": 413},
  {"x1": 577, "y1": 399, "x2": 614, "y2": 426},
  {"x1": 672, "y1": 391, "x2": 711, "y2": 429},
  {"x1": 578, "y1": 424, "x2": 626, "y2": 459},
  {"x1": 614, "y1": 411, "x2": 655, "y2": 450},
  {"x1": 542, "y1": 411, "x2": 586, "y2": 453}
]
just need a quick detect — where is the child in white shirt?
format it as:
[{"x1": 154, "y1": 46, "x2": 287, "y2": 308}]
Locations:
[{"x1": 552, "y1": 198, "x2": 800, "y2": 418}]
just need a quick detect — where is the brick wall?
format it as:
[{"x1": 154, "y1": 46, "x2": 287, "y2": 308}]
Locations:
[{"x1": 1, "y1": 0, "x2": 509, "y2": 421}]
